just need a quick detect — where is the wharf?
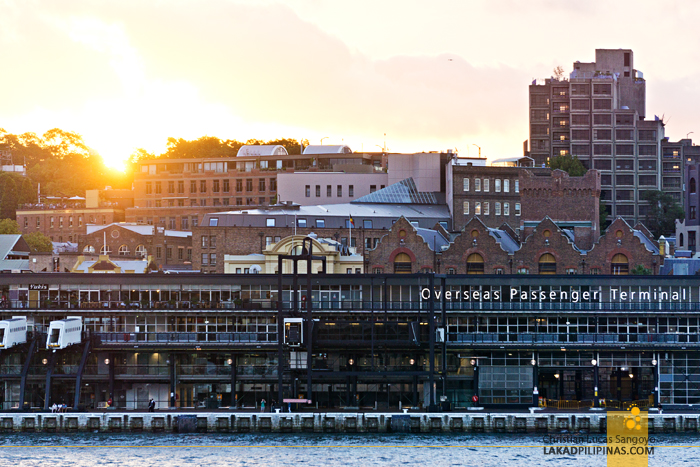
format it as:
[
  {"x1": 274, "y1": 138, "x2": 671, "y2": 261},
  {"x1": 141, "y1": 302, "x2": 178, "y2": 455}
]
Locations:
[{"x1": 0, "y1": 410, "x2": 697, "y2": 434}]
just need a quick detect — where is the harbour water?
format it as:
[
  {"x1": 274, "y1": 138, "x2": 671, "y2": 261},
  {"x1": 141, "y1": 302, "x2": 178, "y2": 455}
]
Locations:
[{"x1": 0, "y1": 433, "x2": 698, "y2": 466}]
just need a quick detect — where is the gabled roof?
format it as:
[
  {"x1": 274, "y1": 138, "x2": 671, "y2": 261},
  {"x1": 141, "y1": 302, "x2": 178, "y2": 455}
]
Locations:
[
  {"x1": 0, "y1": 235, "x2": 30, "y2": 260},
  {"x1": 415, "y1": 227, "x2": 449, "y2": 251},
  {"x1": 352, "y1": 178, "x2": 438, "y2": 204}
]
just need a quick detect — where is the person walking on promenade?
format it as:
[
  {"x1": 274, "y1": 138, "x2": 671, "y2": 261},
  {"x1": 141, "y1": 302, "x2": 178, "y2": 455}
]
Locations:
[{"x1": 260, "y1": 399, "x2": 266, "y2": 412}]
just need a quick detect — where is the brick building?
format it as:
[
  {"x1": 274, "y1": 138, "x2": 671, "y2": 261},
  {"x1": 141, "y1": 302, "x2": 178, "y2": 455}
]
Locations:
[
  {"x1": 16, "y1": 204, "x2": 124, "y2": 243},
  {"x1": 520, "y1": 169, "x2": 601, "y2": 250},
  {"x1": 78, "y1": 223, "x2": 192, "y2": 270},
  {"x1": 369, "y1": 215, "x2": 660, "y2": 275}
]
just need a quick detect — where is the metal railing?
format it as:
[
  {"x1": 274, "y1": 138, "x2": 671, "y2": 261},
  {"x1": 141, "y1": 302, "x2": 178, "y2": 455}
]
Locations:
[{"x1": 94, "y1": 332, "x2": 277, "y2": 344}]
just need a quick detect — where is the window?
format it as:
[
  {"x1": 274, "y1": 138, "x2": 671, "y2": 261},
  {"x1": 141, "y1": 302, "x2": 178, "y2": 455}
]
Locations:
[
  {"x1": 514, "y1": 180, "x2": 519, "y2": 193},
  {"x1": 265, "y1": 236, "x2": 273, "y2": 247},
  {"x1": 118, "y1": 245, "x2": 129, "y2": 256},
  {"x1": 463, "y1": 201, "x2": 469, "y2": 215},
  {"x1": 463, "y1": 178, "x2": 469, "y2": 192},
  {"x1": 210, "y1": 254, "x2": 216, "y2": 266},
  {"x1": 59, "y1": 217, "x2": 63, "y2": 228},
  {"x1": 638, "y1": 175, "x2": 656, "y2": 186},
  {"x1": 593, "y1": 99, "x2": 612, "y2": 110},
  {"x1": 168, "y1": 181, "x2": 175, "y2": 193},
  {"x1": 327, "y1": 185, "x2": 332, "y2": 197},
  {"x1": 538, "y1": 253, "x2": 556, "y2": 274},
  {"x1": 393, "y1": 252, "x2": 412, "y2": 273},
  {"x1": 297, "y1": 218, "x2": 307, "y2": 227},
  {"x1": 616, "y1": 159, "x2": 634, "y2": 170},
  {"x1": 200, "y1": 199, "x2": 206, "y2": 206},
  {"x1": 690, "y1": 231, "x2": 697, "y2": 248},
  {"x1": 209, "y1": 218, "x2": 219, "y2": 227},
  {"x1": 178, "y1": 248, "x2": 184, "y2": 260},
  {"x1": 503, "y1": 179, "x2": 509, "y2": 193},
  {"x1": 100, "y1": 245, "x2": 112, "y2": 255},
  {"x1": 202, "y1": 236, "x2": 208, "y2": 248},
  {"x1": 266, "y1": 218, "x2": 275, "y2": 227},
  {"x1": 201, "y1": 253, "x2": 209, "y2": 265},
  {"x1": 200, "y1": 180, "x2": 207, "y2": 192},
  {"x1": 495, "y1": 179, "x2": 501, "y2": 192},
  {"x1": 363, "y1": 220, "x2": 372, "y2": 229},
  {"x1": 236, "y1": 180, "x2": 242, "y2": 192},
  {"x1": 316, "y1": 219, "x2": 325, "y2": 228},
  {"x1": 483, "y1": 202, "x2": 490, "y2": 216},
  {"x1": 691, "y1": 206, "x2": 697, "y2": 220},
  {"x1": 315, "y1": 185, "x2": 321, "y2": 197},
  {"x1": 515, "y1": 203, "x2": 521, "y2": 216},
  {"x1": 483, "y1": 179, "x2": 489, "y2": 192},
  {"x1": 495, "y1": 202, "x2": 501, "y2": 215},
  {"x1": 69, "y1": 217, "x2": 73, "y2": 227},
  {"x1": 370, "y1": 185, "x2": 376, "y2": 193},
  {"x1": 517, "y1": 267, "x2": 529, "y2": 274},
  {"x1": 270, "y1": 179, "x2": 277, "y2": 192},
  {"x1": 259, "y1": 179, "x2": 266, "y2": 192},
  {"x1": 475, "y1": 202, "x2": 481, "y2": 215},
  {"x1": 50, "y1": 217, "x2": 54, "y2": 228},
  {"x1": 155, "y1": 182, "x2": 162, "y2": 194},
  {"x1": 212, "y1": 180, "x2": 220, "y2": 192},
  {"x1": 83, "y1": 245, "x2": 95, "y2": 253},
  {"x1": 145, "y1": 182, "x2": 152, "y2": 194},
  {"x1": 246, "y1": 179, "x2": 253, "y2": 192},
  {"x1": 503, "y1": 203, "x2": 509, "y2": 215},
  {"x1": 169, "y1": 218, "x2": 176, "y2": 229},
  {"x1": 190, "y1": 181, "x2": 197, "y2": 193},
  {"x1": 305, "y1": 185, "x2": 311, "y2": 197},
  {"x1": 167, "y1": 247, "x2": 172, "y2": 259},
  {"x1": 222, "y1": 179, "x2": 229, "y2": 193},
  {"x1": 611, "y1": 253, "x2": 629, "y2": 275},
  {"x1": 594, "y1": 159, "x2": 612, "y2": 170},
  {"x1": 616, "y1": 175, "x2": 634, "y2": 186},
  {"x1": 466, "y1": 253, "x2": 484, "y2": 274},
  {"x1": 475, "y1": 179, "x2": 481, "y2": 192},
  {"x1": 337, "y1": 185, "x2": 343, "y2": 197},
  {"x1": 349, "y1": 185, "x2": 354, "y2": 197}
]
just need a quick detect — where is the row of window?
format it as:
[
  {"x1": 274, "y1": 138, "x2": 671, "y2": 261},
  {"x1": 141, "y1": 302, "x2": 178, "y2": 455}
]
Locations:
[
  {"x1": 263, "y1": 218, "x2": 374, "y2": 229},
  {"x1": 145, "y1": 196, "x2": 276, "y2": 208},
  {"x1": 599, "y1": 174, "x2": 657, "y2": 186},
  {"x1": 305, "y1": 184, "x2": 369, "y2": 198},
  {"x1": 145, "y1": 178, "x2": 277, "y2": 195},
  {"x1": 463, "y1": 178, "x2": 519, "y2": 193},
  {"x1": 81, "y1": 244, "x2": 193, "y2": 261},
  {"x1": 592, "y1": 159, "x2": 657, "y2": 171},
  {"x1": 536, "y1": 113, "x2": 638, "y2": 129},
  {"x1": 463, "y1": 201, "x2": 521, "y2": 217},
  {"x1": 22, "y1": 215, "x2": 108, "y2": 230}
]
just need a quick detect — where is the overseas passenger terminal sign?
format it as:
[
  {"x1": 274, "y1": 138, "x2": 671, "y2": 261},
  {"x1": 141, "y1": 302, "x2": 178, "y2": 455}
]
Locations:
[{"x1": 420, "y1": 284, "x2": 696, "y2": 304}]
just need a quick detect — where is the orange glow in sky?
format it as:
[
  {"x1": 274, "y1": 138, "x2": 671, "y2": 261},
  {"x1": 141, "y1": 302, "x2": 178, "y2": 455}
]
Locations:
[{"x1": 2, "y1": 0, "x2": 700, "y2": 169}]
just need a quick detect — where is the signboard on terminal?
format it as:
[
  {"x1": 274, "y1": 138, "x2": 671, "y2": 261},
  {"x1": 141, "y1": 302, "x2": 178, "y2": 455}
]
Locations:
[
  {"x1": 420, "y1": 285, "x2": 694, "y2": 303},
  {"x1": 29, "y1": 284, "x2": 48, "y2": 291}
]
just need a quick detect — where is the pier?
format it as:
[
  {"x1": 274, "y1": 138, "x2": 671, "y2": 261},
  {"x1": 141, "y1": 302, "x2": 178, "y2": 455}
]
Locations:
[{"x1": 0, "y1": 411, "x2": 697, "y2": 434}]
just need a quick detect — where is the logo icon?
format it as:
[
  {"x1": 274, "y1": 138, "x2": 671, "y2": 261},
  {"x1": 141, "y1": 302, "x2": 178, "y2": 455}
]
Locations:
[{"x1": 624, "y1": 405, "x2": 643, "y2": 431}]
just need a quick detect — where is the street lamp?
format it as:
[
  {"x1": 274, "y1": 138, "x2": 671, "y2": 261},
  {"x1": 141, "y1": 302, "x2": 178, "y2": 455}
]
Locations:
[{"x1": 472, "y1": 144, "x2": 482, "y2": 158}]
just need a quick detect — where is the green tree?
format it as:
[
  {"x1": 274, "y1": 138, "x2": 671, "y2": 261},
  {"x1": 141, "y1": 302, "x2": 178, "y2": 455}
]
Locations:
[
  {"x1": 23, "y1": 231, "x2": 53, "y2": 252},
  {"x1": 0, "y1": 219, "x2": 20, "y2": 234},
  {"x1": 547, "y1": 155, "x2": 588, "y2": 176},
  {"x1": 0, "y1": 176, "x2": 18, "y2": 220},
  {"x1": 600, "y1": 200, "x2": 610, "y2": 231},
  {"x1": 641, "y1": 190, "x2": 684, "y2": 238},
  {"x1": 630, "y1": 264, "x2": 652, "y2": 275}
]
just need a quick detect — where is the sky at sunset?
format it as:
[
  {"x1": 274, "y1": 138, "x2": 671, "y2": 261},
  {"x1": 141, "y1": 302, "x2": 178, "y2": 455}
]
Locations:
[{"x1": 2, "y1": 0, "x2": 700, "y2": 168}]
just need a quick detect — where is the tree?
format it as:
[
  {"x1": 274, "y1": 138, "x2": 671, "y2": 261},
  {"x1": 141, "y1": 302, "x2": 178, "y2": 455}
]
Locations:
[
  {"x1": 630, "y1": 265, "x2": 652, "y2": 275},
  {"x1": 0, "y1": 219, "x2": 20, "y2": 234},
  {"x1": 547, "y1": 155, "x2": 588, "y2": 176},
  {"x1": 23, "y1": 231, "x2": 53, "y2": 253},
  {"x1": 641, "y1": 190, "x2": 684, "y2": 238},
  {"x1": 0, "y1": 176, "x2": 18, "y2": 220},
  {"x1": 600, "y1": 200, "x2": 610, "y2": 231},
  {"x1": 553, "y1": 65, "x2": 565, "y2": 80}
]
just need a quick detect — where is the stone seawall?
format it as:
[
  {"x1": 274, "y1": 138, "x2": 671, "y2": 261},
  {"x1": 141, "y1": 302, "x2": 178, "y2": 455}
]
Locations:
[{"x1": 0, "y1": 412, "x2": 697, "y2": 434}]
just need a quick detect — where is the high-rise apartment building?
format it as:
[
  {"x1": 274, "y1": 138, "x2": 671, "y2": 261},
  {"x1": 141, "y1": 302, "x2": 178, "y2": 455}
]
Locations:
[{"x1": 528, "y1": 49, "x2": 667, "y2": 225}]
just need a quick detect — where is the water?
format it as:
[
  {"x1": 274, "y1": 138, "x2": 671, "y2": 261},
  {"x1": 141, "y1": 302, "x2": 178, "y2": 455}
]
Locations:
[{"x1": 0, "y1": 433, "x2": 698, "y2": 466}]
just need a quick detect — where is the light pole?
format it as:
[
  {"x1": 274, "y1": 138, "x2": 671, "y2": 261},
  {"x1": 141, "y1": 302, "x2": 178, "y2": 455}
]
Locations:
[
  {"x1": 592, "y1": 357, "x2": 599, "y2": 407},
  {"x1": 320, "y1": 137, "x2": 329, "y2": 145},
  {"x1": 687, "y1": 132, "x2": 694, "y2": 140},
  {"x1": 473, "y1": 144, "x2": 482, "y2": 158}
]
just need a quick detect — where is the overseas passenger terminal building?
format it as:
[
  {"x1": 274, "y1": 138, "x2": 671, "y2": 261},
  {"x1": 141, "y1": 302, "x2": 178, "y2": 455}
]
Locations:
[{"x1": 1, "y1": 272, "x2": 700, "y2": 411}]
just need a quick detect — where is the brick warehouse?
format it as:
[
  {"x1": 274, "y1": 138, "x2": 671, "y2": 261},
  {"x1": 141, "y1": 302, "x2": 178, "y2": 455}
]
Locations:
[{"x1": 368, "y1": 215, "x2": 661, "y2": 275}]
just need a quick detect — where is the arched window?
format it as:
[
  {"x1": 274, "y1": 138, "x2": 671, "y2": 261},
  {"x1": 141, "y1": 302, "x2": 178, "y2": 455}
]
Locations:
[
  {"x1": 691, "y1": 178, "x2": 697, "y2": 194},
  {"x1": 135, "y1": 245, "x2": 147, "y2": 257},
  {"x1": 83, "y1": 245, "x2": 95, "y2": 253},
  {"x1": 394, "y1": 252, "x2": 412, "y2": 273},
  {"x1": 118, "y1": 245, "x2": 130, "y2": 256},
  {"x1": 466, "y1": 253, "x2": 484, "y2": 274},
  {"x1": 538, "y1": 253, "x2": 556, "y2": 274},
  {"x1": 290, "y1": 245, "x2": 303, "y2": 255},
  {"x1": 611, "y1": 253, "x2": 629, "y2": 275},
  {"x1": 100, "y1": 245, "x2": 112, "y2": 255}
]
